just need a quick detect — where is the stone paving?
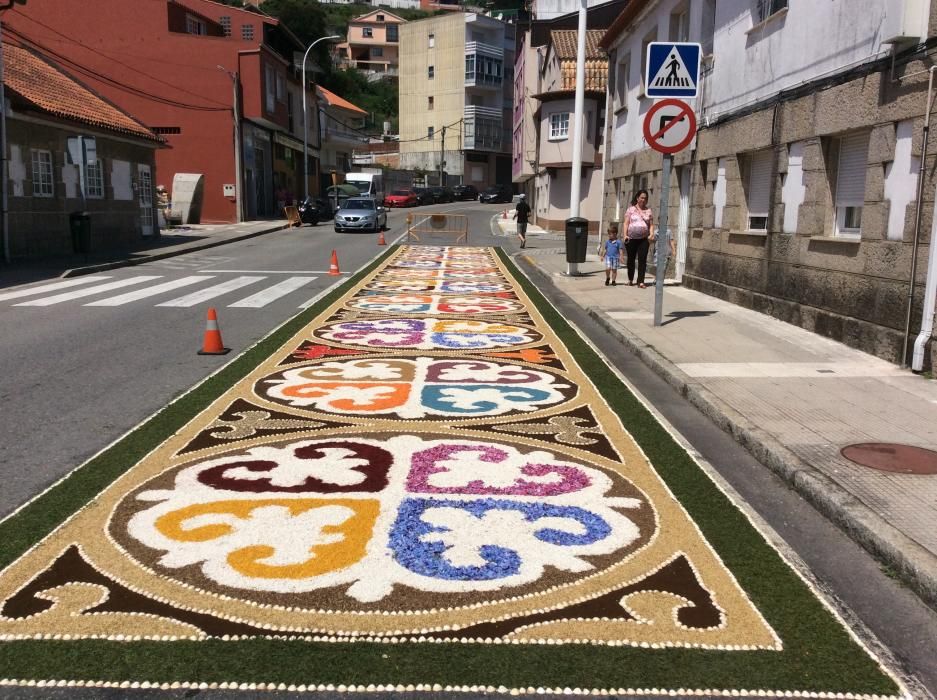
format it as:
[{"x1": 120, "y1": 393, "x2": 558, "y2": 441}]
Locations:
[{"x1": 496, "y1": 215, "x2": 937, "y2": 610}]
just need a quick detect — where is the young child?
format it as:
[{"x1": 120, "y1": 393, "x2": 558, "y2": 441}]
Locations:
[{"x1": 600, "y1": 224, "x2": 625, "y2": 286}]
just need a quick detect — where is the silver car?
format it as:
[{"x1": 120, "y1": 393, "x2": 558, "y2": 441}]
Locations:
[{"x1": 334, "y1": 196, "x2": 387, "y2": 233}]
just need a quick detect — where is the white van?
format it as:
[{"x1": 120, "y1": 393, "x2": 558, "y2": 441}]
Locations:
[{"x1": 344, "y1": 172, "x2": 384, "y2": 204}]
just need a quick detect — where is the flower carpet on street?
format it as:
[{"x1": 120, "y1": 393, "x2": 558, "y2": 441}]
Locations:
[{"x1": 0, "y1": 246, "x2": 904, "y2": 696}]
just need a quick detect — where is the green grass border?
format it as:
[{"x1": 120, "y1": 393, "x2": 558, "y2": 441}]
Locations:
[{"x1": 0, "y1": 245, "x2": 899, "y2": 696}]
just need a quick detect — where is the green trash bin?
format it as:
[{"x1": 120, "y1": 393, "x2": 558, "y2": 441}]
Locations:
[{"x1": 70, "y1": 212, "x2": 91, "y2": 254}]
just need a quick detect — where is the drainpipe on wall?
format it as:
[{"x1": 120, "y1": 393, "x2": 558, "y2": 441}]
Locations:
[
  {"x1": 903, "y1": 65, "x2": 936, "y2": 368},
  {"x1": 912, "y1": 187, "x2": 937, "y2": 371},
  {"x1": 0, "y1": 16, "x2": 9, "y2": 264}
]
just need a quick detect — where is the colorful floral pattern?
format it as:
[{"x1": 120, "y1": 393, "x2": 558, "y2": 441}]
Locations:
[{"x1": 314, "y1": 318, "x2": 540, "y2": 350}]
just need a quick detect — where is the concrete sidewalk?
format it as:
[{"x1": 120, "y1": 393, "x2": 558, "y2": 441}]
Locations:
[
  {"x1": 496, "y1": 214, "x2": 937, "y2": 611},
  {"x1": 0, "y1": 219, "x2": 288, "y2": 287}
]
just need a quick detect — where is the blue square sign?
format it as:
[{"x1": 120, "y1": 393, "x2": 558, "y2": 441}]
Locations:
[{"x1": 645, "y1": 42, "x2": 701, "y2": 98}]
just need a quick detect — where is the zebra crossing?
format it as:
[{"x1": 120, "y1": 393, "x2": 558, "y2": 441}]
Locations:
[{"x1": 2, "y1": 273, "x2": 325, "y2": 309}]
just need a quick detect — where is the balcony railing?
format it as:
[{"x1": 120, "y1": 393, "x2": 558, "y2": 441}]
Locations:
[
  {"x1": 463, "y1": 114, "x2": 503, "y2": 152},
  {"x1": 465, "y1": 41, "x2": 503, "y2": 58},
  {"x1": 464, "y1": 105, "x2": 502, "y2": 121}
]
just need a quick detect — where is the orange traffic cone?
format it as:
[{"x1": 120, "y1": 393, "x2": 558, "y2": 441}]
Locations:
[
  {"x1": 197, "y1": 307, "x2": 230, "y2": 355},
  {"x1": 329, "y1": 249, "x2": 341, "y2": 275},
  {"x1": 377, "y1": 230, "x2": 386, "y2": 246}
]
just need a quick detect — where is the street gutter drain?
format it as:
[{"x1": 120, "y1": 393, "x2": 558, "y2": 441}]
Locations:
[{"x1": 840, "y1": 443, "x2": 937, "y2": 474}]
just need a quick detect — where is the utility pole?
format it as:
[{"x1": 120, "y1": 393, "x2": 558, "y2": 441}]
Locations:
[{"x1": 439, "y1": 125, "x2": 446, "y2": 186}]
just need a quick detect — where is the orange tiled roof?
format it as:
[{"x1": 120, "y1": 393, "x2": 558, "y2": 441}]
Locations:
[
  {"x1": 3, "y1": 44, "x2": 161, "y2": 143},
  {"x1": 550, "y1": 30, "x2": 608, "y2": 92},
  {"x1": 551, "y1": 30, "x2": 606, "y2": 60},
  {"x1": 317, "y1": 85, "x2": 368, "y2": 115}
]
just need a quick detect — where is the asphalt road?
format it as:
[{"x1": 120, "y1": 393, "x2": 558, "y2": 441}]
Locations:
[{"x1": 0, "y1": 200, "x2": 935, "y2": 698}]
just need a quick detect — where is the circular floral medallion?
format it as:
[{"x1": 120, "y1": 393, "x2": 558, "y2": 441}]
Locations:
[
  {"x1": 257, "y1": 358, "x2": 574, "y2": 419},
  {"x1": 346, "y1": 294, "x2": 524, "y2": 315},
  {"x1": 313, "y1": 318, "x2": 540, "y2": 350},
  {"x1": 110, "y1": 436, "x2": 654, "y2": 611}
]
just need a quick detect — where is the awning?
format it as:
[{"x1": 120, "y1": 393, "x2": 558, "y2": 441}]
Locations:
[{"x1": 274, "y1": 131, "x2": 317, "y2": 156}]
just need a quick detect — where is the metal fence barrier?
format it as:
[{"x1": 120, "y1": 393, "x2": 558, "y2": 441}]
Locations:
[{"x1": 406, "y1": 213, "x2": 469, "y2": 244}]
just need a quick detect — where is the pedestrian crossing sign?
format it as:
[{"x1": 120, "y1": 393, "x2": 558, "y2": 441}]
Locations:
[{"x1": 645, "y1": 42, "x2": 701, "y2": 98}]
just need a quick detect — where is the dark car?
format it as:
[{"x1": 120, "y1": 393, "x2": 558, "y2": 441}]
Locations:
[
  {"x1": 479, "y1": 184, "x2": 514, "y2": 203},
  {"x1": 451, "y1": 184, "x2": 479, "y2": 201},
  {"x1": 412, "y1": 187, "x2": 434, "y2": 205},
  {"x1": 428, "y1": 186, "x2": 454, "y2": 204}
]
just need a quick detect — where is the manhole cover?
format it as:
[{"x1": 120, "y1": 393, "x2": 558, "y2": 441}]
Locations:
[{"x1": 841, "y1": 443, "x2": 937, "y2": 474}]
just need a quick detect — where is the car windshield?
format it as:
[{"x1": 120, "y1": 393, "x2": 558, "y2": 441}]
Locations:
[
  {"x1": 391, "y1": 190, "x2": 411, "y2": 196},
  {"x1": 343, "y1": 199, "x2": 375, "y2": 211},
  {"x1": 483, "y1": 187, "x2": 500, "y2": 193},
  {"x1": 345, "y1": 182, "x2": 371, "y2": 195}
]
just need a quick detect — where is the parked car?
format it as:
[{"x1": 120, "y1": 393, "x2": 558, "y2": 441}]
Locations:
[
  {"x1": 451, "y1": 184, "x2": 479, "y2": 201},
  {"x1": 412, "y1": 187, "x2": 434, "y2": 205},
  {"x1": 428, "y1": 186, "x2": 454, "y2": 203},
  {"x1": 384, "y1": 189, "x2": 419, "y2": 208},
  {"x1": 334, "y1": 197, "x2": 388, "y2": 233},
  {"x1": 479, "y1": 184, "x2": 514, "y2": 204}
]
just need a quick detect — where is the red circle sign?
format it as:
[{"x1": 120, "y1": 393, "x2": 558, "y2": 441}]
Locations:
[{"x1": 642, "y1": 99, "x2": 697, "y2": 155}]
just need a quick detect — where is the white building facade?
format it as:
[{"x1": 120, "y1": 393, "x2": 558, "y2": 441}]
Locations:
[{"x1": 601, "y1": 0, "x2": 937, "y2": 366}]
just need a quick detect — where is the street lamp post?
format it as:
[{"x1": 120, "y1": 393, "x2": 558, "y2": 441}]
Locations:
[{"x1": 302, "y1": 35, "x2": 340, "y2": 202}]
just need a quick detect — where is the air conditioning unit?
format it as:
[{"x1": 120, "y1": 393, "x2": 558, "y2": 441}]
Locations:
[{"x1": 883, "y1": 0, "x2": 927, "y2": 45}]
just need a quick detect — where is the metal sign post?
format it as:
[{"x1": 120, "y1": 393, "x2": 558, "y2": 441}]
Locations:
[
  {"x1": 654, "y1": 155, "x2": 671, "y2": 327},
  {"x1": 642, "y1": 99, "x2": 697, "y2": 327}
]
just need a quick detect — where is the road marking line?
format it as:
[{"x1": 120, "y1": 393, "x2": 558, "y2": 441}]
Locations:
[
  {"x1": 84, "y1": 276, "x2": 216, "y2": 306},
  {"x1": 229, "y1": 276, "x2": 316, "y2": 308},
  {"x1": 14, "y1": 276, "x2": 163, "y2": 306},
  {"x1": 198, "y1": 269, "x2": 339, "y2": 274},
  {"x1": 157, "y1": 276, "x2": 265, "y2": 307},
  {"x1": 0, "y1": 276, "x2": 112, "y2": 302}
]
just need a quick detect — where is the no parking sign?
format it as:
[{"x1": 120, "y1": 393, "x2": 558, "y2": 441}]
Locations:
[{"x1": 642, "y1": 99, "x2": 697, "y2": 155}]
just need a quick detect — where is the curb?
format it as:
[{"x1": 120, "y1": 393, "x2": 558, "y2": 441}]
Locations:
[
  {"x1": 60, "y1": 223, "x2": 289, "y2": 278},
  {"x1": 518, "y1": 255, "x2": 937, "y2": 612}
]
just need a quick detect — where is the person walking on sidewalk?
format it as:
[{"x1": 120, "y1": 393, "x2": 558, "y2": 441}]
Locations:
[
  {"x1": 599, "y1": 223, "x2": 625, "y2": 286},
  {"x1": 513, "y1": 194, "x2": 531, "y2": 249},
  {"x1": 624, "y1": 189, "x2": 654, "y2": 288}
]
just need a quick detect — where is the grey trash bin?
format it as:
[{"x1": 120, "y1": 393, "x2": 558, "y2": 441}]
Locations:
[
  {"x1": 70, "y1": 212, "x2": 91, "y2": 254},
  {"x1": 564, "y1": 217, "x2": 589, "y2": 264}
]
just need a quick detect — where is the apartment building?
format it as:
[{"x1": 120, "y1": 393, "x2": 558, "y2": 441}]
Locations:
[
  {"x1": 318, "y1": 87, "x2": 370, "y2": 190},
  {"x1": 398, "y1": 13, "x2": 515, "y2": 187},
  {"x1": 4, "y1": 0, "x2": 322, "y2": 223},
  {"x1": 336, "y1": 10, "x2": 406, "y2": 79},
  {"x1": 601, "y1": 0, "x2": 937, "y2": 367}
]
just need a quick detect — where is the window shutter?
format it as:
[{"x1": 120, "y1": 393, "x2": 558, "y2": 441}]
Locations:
[
  {"x1": 835, "y1": 133, "x2": 869, "y2": 206},
  {"x1": 747, "y1": 150, "x2": 772, "y2": 216}
]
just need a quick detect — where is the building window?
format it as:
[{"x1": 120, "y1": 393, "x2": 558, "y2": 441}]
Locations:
[
  {"x1": 428, "y1": 96, "x2": 434, "y2": 110},
  {"x1": 745, "y1": 149, "x2": 772, "y2": 231},
  {"x1": 363, "y1": 27, "x2": 373, "y2": 38},
  {"x1": 834, "y1": 132, "x2": 869, "y2": 238},
  {"x1": 755, "y1": 0, "x2": 787, "y2": 23},
  {"x1": 151, "y1": 126, "x2": 182, "y2": 135},
  {"x1": 185, "y1": 13, "x2": 206, "y2": 35},
  {"x1": 377, "y1": 14, "x2": 384, "y2": 21},
  {"x1": 85, "y1": 159, "x2": 104, "y2": 199},
  {"x1": 428, "y1": 126, "x2": 435, "y2": 139},
  {"x1": 241, "y1": 24, "x2": 254, "y2": 41},
  {"x1": 265, "y1": 65, "x2": 275, "y2": 113},
  {"x1": 615, "y1": 56, "x2": 630, "y2": 109},
  {"x1": 219, "y1": 16, "x2": 231, "y2": 37},
  {"x1": 428, "y1": 65, "x2": 434, "y2": 79},
  {"x1": 372, "y1": 46, "x2": 383, "y2": 57},
  {"x1": 549, "y1": 112, "x2": 569, "y2": 140},
  {"x1": 276, "y1": 73, "x2": 285, "y2": 101},
  {"x1": 387, "y1": 25, "x2": 398, "y2": 42},
  {"x1": 669, "y1": 4, "x2": 690, "y2": 42},
  {"x1": 640, "y1": 29, "x2": 657, "y2": 93},
  {"x1": 31, "y1": 149, "x2": 53, "y2": 197},
  {"x1": 288, "y1": 92, "x2": 294, "y2": 132},
  {"x1": 701, "y1": 0, "x2": 716, "y2": 55},
  {"x1": 428, "y1": 33, "x2": 435, "y2": 47}
]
